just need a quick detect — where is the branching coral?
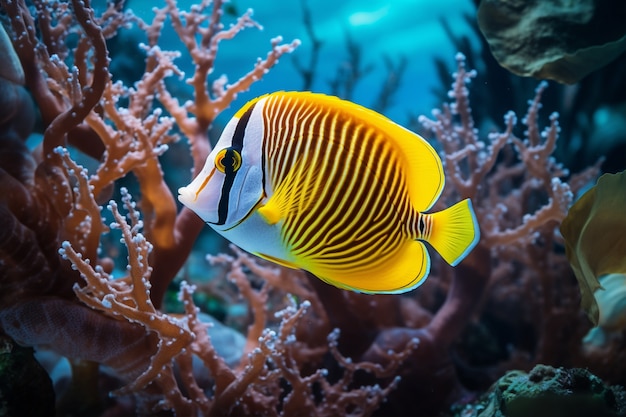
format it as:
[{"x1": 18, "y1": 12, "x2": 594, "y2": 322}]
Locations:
[
  {"x1": 0, "y1": 0, "x2": 416, "y2": 415},
  {"x1": 1, "y1": 0, "x2": 300, "y2": 304},
  {"x1": 415, "y1": 53, "x2": 603, "y2": 380},
  {"x1": 0, "y1": 0, "x2": 335, "y2": 414},
  {"x1": 419, "y1": 54, "x2": 580, "y2": 247},
  {"x1": 57, "y1": 178, "x2": 414, "y2": 415},
  {"x1": 201, "y1": 247, "x2": 416, "y2": 416},
  {"x1": 418, "y1": 53, "x2": 601, "y2": 360}
]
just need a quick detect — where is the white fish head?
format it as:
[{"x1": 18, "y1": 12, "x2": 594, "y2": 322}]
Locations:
[{"x1": 178, "y1": 101, "x2": 265, "y2": 230}]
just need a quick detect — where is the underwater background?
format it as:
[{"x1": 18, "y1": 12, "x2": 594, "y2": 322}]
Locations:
[
  {"x1": 1, "y1": 0, "x2": 626, "y2": 416},
  {"x1": 129, "y1": 0, "x2": 478, "y2": 124}
]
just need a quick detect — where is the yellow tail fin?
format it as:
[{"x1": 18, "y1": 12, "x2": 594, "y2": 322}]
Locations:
[{"x1": 424, "y1": 199, "x2": 480, "y2": 266}]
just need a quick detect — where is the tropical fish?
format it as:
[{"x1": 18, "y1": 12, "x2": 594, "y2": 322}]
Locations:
[{"x1": 178, "y1": 92, "x2": 480, "y2": 293}]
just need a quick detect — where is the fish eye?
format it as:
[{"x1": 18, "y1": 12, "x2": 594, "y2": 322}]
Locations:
[{"x1": 215, "y1": 147, "x2": 242, "y2": 174}]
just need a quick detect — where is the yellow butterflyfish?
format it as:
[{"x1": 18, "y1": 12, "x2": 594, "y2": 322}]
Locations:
[{"x1": 178, "y1": 92, "x2": 480, "y2": 293}]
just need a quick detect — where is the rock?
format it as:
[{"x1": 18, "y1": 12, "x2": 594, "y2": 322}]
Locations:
[
  {"x1": 454, "y1": 364, "x2": 626, "y2": 417},
  {"x1": 477, "y1": 0, "x2": 626, "y2": 84},
  {"x1": 0, "y1": 338, "x2": 55, "y2": 417}
]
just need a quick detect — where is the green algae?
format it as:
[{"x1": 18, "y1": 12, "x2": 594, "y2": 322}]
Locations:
[{"x1": 453, "y1": 365, "x2": 626, "y2": 417}]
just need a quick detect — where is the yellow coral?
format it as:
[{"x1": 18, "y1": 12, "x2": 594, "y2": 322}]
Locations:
[
  {"x1": 560, "y1": 170, "x2": 626, "y2": 325},
  {"x1": 583, "y1": 273, "x2": 626, "y2": 347}
]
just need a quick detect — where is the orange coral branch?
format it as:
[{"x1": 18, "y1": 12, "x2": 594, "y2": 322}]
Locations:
[
  {"x1": 60, "y1": 190, "x2": 196, "y2": 406},
  {"x1": 209, "y1": 36, "x2": 302, "y2": 123},
  {"x1": 419, "y1": 54, "x2": 511, "y2": 200},
  {"x1": 55, "y1": 148, "x2": 106, "y2": 263},
  {"x1": 156, "y1": 0, "x2": 301, "y2": 138},
  {"x1": 42, "y1": 0, "x2": 109, "y2": 158},
  {"x1": 485, "y1": 177, "x2": 572, "y2": 246}
]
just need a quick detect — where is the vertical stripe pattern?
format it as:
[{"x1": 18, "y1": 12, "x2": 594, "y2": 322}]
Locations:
[
  {"x1": 261, "y1": 93, "x2": 419, "y2": 273},
  {"x1": 216, "y1": 103, "x2": 255, "y2": 225}
]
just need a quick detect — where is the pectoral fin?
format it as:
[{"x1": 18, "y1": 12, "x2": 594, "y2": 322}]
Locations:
[
  {"x1": 257, "y1": 156, "x2": 316, "y2": 226},
  {"x1": 258, "y1": 203, "x2": 282, "y2": 225}
]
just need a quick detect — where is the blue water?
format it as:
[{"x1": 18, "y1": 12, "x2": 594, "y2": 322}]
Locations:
[{"x1": 119, "y1": 0, "x2": 478, "y2": 126}]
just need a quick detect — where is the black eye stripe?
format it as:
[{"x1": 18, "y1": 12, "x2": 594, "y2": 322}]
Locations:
[
  {"x1": 216, "y1": 102, "x2": 257, "y2": 225},
  {"x1": 231, "y1": 101, "x2": 254, "y2": 151},
  {"x1": 222, "y1": 148, "x2": 241, "y2": 173},
  {"x1": 222, "y1": 151, "x2": 234, "y2": 165}
]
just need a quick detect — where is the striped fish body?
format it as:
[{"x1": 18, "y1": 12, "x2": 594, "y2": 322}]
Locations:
[{"x1": 178, "y1": 92, "x2": 479, "y2": 293}]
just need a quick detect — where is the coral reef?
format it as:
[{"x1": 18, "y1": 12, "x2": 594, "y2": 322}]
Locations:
[
  {"x1": 0, "y1": 0, "x2": 413, "y2": 415},
  {"x1": 0, "y1": 0, "x2": 622, "y2": 416},
  {"x1": 352, "y1": 53, "x2": 602, "y2": 416}
]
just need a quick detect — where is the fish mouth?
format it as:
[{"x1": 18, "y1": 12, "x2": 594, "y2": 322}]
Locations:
[
  {"x1": 177, "y1": 186, "x2": 196, "y2": 207},
  {"x1": 178, "y1": 186, "x2": 220, "y2": 224}
]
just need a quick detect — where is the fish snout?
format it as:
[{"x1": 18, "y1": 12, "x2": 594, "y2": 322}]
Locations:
[
  {"x1": 177, "y1": 186, "x2": 197, "y2": 207},
  {"x1": 178, "y1": 183, "x2": 221, "y2": 224}
]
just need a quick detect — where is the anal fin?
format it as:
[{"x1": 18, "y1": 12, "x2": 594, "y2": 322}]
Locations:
[{"x1": 308, "y1": 240, "x2": 431, "y2": 294}]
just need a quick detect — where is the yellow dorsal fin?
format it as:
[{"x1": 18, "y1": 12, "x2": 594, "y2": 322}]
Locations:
[
  {"x1": 422, "y1": 198, "x2": 480, "y2": 266},
  {"x1": 377, "y1": 122, "x2": 444, "y2": 212},
  {"x1": 404, "y1": 136, "x2": 444, "y2": 211},
  {"x1": 233, "y1": 93, "x2": 270, "y2": 118},
  {"x1": 273, "y1": 91, "x2": 444, "y2": 212}
]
